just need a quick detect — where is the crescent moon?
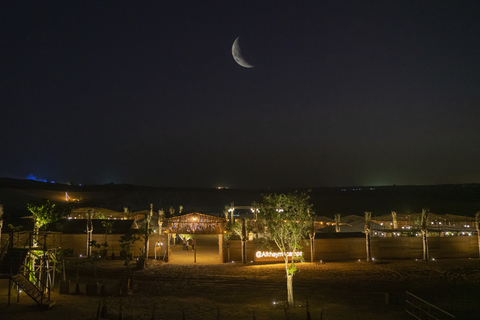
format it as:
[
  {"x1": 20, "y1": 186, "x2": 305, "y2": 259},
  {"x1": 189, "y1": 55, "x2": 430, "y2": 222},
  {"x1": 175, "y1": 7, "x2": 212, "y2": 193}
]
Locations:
[{"x1": 232, "y1": 37, "x2": 254, "y2": 68}]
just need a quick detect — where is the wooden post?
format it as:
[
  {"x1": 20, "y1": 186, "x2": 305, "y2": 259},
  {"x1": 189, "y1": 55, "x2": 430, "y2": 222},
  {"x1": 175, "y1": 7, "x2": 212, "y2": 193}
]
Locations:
[
  {"x1": 8, "y1": 277, "x2": 11, "y2": 306},
  {"x1": 52, "y1": 256, "x2": 56, "y2": 292}
]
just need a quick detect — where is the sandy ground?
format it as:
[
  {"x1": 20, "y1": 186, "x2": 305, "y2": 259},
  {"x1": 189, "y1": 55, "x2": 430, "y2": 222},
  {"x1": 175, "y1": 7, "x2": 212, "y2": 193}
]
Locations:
[{"x1": 1, "y1": 257, "x2": 480, "y2": 320}]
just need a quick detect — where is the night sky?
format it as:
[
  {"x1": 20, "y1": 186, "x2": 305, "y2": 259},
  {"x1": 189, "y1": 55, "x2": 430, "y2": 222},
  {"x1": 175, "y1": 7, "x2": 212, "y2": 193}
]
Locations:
[{"x1": 1, "y1": 1, "x2": 479, "y2": 188}]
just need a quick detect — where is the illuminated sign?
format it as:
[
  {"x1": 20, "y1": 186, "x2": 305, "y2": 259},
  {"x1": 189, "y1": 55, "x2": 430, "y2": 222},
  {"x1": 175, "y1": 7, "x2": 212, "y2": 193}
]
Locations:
[{"x1": 255, "y1": 251, "x2": 303, "y2": 261}]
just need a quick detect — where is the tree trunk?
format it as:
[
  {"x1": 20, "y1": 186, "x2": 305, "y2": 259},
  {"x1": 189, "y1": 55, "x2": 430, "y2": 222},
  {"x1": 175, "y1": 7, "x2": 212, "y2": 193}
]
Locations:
[
  {"x1": 87, "y1": 230, "x2": 92, "y2": 258},
  {"x1": 477, "y1": 227, "x2": 480, "y2": 259},
  {"x1": 422, "y1": 230, "x2": 429, "y2": 261},
  {"x1": 33, "y1": 221, "x2": 39, "y2": 245},
  {"x1": 144, "y1": 205, "x2": 152, "y2": 267},
  {"x1": 158, "y1": 222, "x2": 163, "y2": 235},
  {"x1": 335, "y1": 214, "x2": 341, "y2": 233},
  {"x1": 364, "y1": 211, "x2": 372, "y2": 262},
  {"x1": 286, "y1": 273, "x2": 294, "y2": 307},
  {"x1": 241, "y1": 239, "x2": 246, "y2": 264},
  {"x1": 86, "y1": 210, "x2": 93, "y2": 258},
  {"x1": 309, "y1": 217, "x2": 315, "y2": 263},
  {"x1": 365, "y1": 231, "x2": 371, "y2": 262},
  {"x1": 144, "y1": 232, "x2": 149, "y2": 260},
  {"x1": 144, "y1": 237, "x2": 149, "y2": 266},
  {"x1": 241, "y1": 218, "x2": 246, "y2": 264},
  {"x1": 284, "y1": 255, "x2": 294, "y2": 307},
  {"x1": 309, "y1": 234, "x2": 315, "y2": 263},
  {"x1": 392, "y1": 211, "x2": 398, "y2": 229},
  {"x1": 421, "y1": 209, "x2": 429, "y2": 261}
]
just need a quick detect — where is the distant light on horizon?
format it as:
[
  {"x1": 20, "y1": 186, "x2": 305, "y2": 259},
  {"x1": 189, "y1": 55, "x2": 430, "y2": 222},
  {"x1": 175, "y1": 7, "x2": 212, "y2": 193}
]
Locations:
[{"x1": 27, "y1": 174, "x2": 47, "y2": 183}]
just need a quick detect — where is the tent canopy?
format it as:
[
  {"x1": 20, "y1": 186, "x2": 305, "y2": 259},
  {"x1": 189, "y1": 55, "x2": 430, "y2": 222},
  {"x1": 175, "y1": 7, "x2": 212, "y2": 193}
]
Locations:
[{"x1": 165, "y1": 212, "x2": 226, "y2": 234}]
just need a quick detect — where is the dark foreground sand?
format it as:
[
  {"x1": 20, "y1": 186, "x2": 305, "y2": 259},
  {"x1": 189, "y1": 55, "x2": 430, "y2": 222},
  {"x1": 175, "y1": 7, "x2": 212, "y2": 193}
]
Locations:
[{"x1": 1, "y1": 258, "x2": 480, "y2": 320}]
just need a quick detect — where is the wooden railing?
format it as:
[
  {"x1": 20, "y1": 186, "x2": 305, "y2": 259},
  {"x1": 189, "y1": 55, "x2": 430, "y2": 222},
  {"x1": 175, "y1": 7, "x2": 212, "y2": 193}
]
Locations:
[
  {"x1": 0, "y1": 234, "x2": 10, "y2": 260},
  {"x1": 406, "y1": 291, "x2": 456, "y2": 320},
  {"x1": 10, "y1": 231, "x2": 62, "y2": 249}
]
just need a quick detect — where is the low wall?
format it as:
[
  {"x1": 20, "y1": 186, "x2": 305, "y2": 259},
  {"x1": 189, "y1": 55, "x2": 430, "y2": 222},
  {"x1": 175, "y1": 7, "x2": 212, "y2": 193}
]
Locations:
[
  {"x1": 54, "y1": 234, "x2": 168, "y2": 259},
  {"x1": 315, "y1": 236, "x2": 478, "y2": 261},
  {"x1": 2, "y1": 232, "x2": 478, "y2": 262},
  {"x1": 224, "y1": 240, "x2": 256, "y2": 262},
  {"x1": 228, "y1": 236, "x2": 479, "y2": 262}
]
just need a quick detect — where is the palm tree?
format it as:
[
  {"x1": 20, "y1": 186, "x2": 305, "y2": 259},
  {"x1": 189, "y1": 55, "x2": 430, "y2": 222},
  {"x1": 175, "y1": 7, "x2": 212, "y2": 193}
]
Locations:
[
  {"x1": 334, "y1": 214, "x2": 341, "y2": 233},
  {"x1": 391, "y1": 211, "x2": 398, "y2": 229},
  {"x1": 364, "y1": 211, "x2": 372, "y2": 262},
  {"x1": 143, "y1": 204, "x2": 153, "y2": 267},
  {"x1": 421, "y1": 209, "x2": 429, "y2": 261},
  {"x1": 158, "y1": 209, "x2": 165, "y2": 235},
  {"x1": 86, "y1": 210, "x2": 94, "y2": 258},
  {"x1": 239, "y1": 218, "x2": 246, "y2": 264}
]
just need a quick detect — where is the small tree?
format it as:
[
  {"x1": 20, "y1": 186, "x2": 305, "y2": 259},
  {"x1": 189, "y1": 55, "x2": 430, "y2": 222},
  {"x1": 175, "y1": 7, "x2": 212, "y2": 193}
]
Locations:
[
  {"x1": 231, "y1": 218, "x2": 250, "y2": 263},
  {"x1": 88, "y1": 240, "x2": 103, "y2": 277},
  {"x1": 27, "y1": 199, "x2": 70, "y2": 241},
  {"x1": 119, "y1": 232, "x2": 141, "y2": 266},
  {"x1": 257, "y1": 191, "x2": 313, "y2": 307},
  {"x1": 101, "y1": 221, "x2": 114, "y2": 257}
]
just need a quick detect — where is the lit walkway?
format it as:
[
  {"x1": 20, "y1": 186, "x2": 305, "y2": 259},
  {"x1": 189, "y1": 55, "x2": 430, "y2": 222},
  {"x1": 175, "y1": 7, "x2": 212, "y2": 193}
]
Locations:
[{"x1": 168, "y1": 234, "x2": 223, "y2": 264}]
